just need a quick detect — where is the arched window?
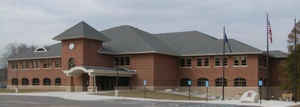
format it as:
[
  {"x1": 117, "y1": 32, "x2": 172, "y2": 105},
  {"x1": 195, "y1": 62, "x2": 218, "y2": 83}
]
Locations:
[
  {"x1": 12, "y1": 78, "x2": 18, "y2": 85},
  {"x1": 55, "y1": 78, "x2": 61, "y2": 86},
  {"x1": 197, "y1": 78, "x2": 208, "y2": 87},
  {"x1": 32, "y1": 78, "x2": 40, "y2": 85},
  {"x1": 234, "y1": 78, "x2": 247, "y2": 87},
  {"x1": 68, "y1": 58, "x2": 75, "y2": 69},
  {"x1": 180, "y1": 78, "x2": 191, "y2": 86},
  {"x1": 215, "y1": 78, "x2": 227, "y2": 87},
  {"x1": 22, "y1": 78, "x2": 29, "y2": 85},
  {"x1": 43, "y1": 78, "x2": 51, "y2": 85}
]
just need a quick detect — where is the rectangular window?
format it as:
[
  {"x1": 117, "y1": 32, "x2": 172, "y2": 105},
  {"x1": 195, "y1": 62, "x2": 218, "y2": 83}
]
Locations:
[
  {"x1": 55, "y1": 59, "x2": 61, "y2": 68},
  {"x1": 186, "y1": 57, "x2": 192, "y2": 66},
  {"x1": 204, "y1": 57, "x2": 209, "y2": 66},
  {"x1": 33, "y1": 60, "x2": 39, "y2": 68},
  {"x1": 43, "y1": 60, "x2": 49, "y2": 68},
  {"x1": 197, "y1": 58, "x2": 202, "y2": 66},
  {"x1": 215, "y1": 57, "x2": 221, "y2": 66},
  {"x1": 241, "y1": 56, "x2": 247, "y2": 65},
  {"x1": 11, "y1": 62, "x2": 17, "y2": 69},
  {"x1": 180, "y1": 58, "x2": 185, "y2": 67},
  {"x1": 114, "y1": 56, "x2": 130, "y2": 66},
  {"x1": 120, "y1": 57, "x2": 124, "y2": 65},
  {"x1": 125, "y1": 57, "x2": 130, "y2": 65},
  {"x1": 223, "y1": 57, "x2": 228, "y2": 66},
  {"x1": 114, "y1": 57, "x2": 119, "y2": 65},
  {"x1": 197, "y1": 57, "x2": 209, "y2": 67},
  {"x1": 234, "y1": 57, "x2": 240, "y2": 66},
  {"x1": 180, "y1": 57, "x2": 192, "y2": 67},
  {"x1": 25, "y1": 61, "x2": 29, "y2": 68},
  {"x1": 21, "y1": 62, "x2": 25, "y2": 69}
]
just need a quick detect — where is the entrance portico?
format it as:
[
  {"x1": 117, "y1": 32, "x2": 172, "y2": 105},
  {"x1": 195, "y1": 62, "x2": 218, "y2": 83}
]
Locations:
[{"x1": 64, "y1": 66, "x2": 136, "y2": 92}]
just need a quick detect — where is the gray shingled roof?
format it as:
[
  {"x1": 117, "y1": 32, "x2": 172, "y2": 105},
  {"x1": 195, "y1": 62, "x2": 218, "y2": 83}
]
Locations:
[
  {"x1": 153, "y1": 31, "x2": 262, "y2": 56},
  {"x1": 8, "y1": 23, "x2": 265, "y2": 60},
  {"x1": 269, "y1": 50, "x2": 288, "y2": 58},
  {"x1": 8, "y1": 43, "x2": 61, "y2": 60},
  {"x1": 100, "y1": 25, "x2": 177, "y2": 55},
  {"x1": 53, "y1": 21, "x2": 111, "y2": 42}
]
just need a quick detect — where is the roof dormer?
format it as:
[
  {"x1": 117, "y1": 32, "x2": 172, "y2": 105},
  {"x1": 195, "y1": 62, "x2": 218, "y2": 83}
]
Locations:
[{"x1": 34, "y1": 47, "x2": 47, "y2": 53}]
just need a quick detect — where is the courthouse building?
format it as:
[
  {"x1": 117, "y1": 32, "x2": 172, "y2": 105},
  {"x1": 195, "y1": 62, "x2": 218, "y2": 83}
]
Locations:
[{"x1": 7, "y1": 21, "x2": 287, "y2": 97}]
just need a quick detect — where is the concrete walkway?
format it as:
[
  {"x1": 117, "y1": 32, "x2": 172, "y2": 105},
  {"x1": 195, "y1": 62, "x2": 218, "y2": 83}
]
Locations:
[{"x1": 0, "y1": 92, "x2": 298, "y2": 107}]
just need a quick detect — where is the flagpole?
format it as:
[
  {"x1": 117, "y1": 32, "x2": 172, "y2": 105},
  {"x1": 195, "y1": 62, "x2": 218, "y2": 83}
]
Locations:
[
  {"x1": 266, "y1": 13, "x2": 270, "y2": 100},
  {"x1": 222, "y1": 26, "x2": 226, "y2": 101},
  {"x1": 294, "y1": 18, "x2": 298, "y2": 103}
]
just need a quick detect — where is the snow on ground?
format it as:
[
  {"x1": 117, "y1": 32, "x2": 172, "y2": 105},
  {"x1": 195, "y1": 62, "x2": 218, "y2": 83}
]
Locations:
[{"x1": 0, "y1": 92, "x2": 299, "y2": 107}]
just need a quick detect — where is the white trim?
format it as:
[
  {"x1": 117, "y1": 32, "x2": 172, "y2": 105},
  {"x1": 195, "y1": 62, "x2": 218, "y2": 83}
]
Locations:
[{"x1": 99, "y1": 50, "x2": 262, "y2": 56}]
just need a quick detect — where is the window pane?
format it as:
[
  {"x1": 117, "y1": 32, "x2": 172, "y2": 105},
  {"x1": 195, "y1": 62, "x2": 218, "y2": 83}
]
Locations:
[
  {"x1": 55, "y1": 78, "x2": 61, "y2": 86},
  {"x1": 197, "y1": 58, "x2": 202, "y2": 66},
  {"x1": 114, "y1": 57, "x2": 119, "y2": 65},
  {"x1": 223, "y1": 57, "x2": 228, "y2": 66},
  {"x1": 197, "y1": 78, "x2": 208, "y2": 87},
  {"x1": 120, "y1": 57, "x2": 124, "y2": 65},
  {"x1": 186, "y1": 58, "x2": 192, "y2": 66},
  {"x1": 241, "y1": 56, "x2": 247, "y2": 65},
  {"x1": 215, "y1": 57, "x2": 220, "y2": 66},
  {"x1": 234, "y1": 57, "x2": 240, "y2": 65},
  {"x1": 204, "y1": 58, "x2": 209, "y2": 66},
  {"x1": 125, "y1": 57, "x2": 130, "y2": 65},
  {"x1": 180, "y1": 58, "x2": 185, "y2": 67}
]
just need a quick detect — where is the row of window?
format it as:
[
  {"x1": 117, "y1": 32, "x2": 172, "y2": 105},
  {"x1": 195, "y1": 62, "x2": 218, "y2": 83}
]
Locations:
[
  {"x1": 114, "y1": 56, "x2": 130, "y2": 66},
  {"x1": 180, "y1": 56, "x2": 247, "y2": 67},
  {"x1": 11, "y1": 59, "x2": 61, "y2": 69},
  {"x1": 11, "y1": 78, "x2": 61, "y2": 86},
  {"x1": 180, "y1": 77, "x2": 247, "y2": 87}
]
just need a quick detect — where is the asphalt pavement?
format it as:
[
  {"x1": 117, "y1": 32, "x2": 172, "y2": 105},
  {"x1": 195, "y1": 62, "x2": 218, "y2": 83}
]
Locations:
[{"x1": 0, "y1": 95, "x2": 260, "y2": 107}]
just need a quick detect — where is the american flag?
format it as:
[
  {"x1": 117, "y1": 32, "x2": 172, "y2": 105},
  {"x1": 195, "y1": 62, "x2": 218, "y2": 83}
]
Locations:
[{"x1": 266, "y1": 13, "x2": 272, "y2": 43}]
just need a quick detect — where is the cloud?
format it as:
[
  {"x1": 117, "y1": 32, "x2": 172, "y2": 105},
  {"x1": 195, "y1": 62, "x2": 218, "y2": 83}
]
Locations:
[{"x1": 0, "y1": 0, "x2": 299, "y2": 56}]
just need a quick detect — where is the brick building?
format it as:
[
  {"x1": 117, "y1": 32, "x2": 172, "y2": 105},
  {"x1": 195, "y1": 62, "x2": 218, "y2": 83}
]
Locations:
[{"x1": 7, "y1": 21, "x2": 287, "y2": 98}]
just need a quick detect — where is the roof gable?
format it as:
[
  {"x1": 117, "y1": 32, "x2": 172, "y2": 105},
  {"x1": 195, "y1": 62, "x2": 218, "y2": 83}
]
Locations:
[{"x1": 53, "y1": 21, "x2": 111, "y2": 42}]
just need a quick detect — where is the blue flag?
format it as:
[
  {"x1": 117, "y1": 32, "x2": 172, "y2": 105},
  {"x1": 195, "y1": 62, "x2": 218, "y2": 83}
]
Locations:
[{"x1": 223, "y1": 27, "x2": 232, "y2": 52}]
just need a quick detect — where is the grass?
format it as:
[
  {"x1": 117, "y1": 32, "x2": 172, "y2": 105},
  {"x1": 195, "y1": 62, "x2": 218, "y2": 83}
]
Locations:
[
  {"x1": 0, "y1": 88, "x2": 63, "y2": 93},
  {"x1": 102, "y1": 90, "x2": 206, "y2": 100}
]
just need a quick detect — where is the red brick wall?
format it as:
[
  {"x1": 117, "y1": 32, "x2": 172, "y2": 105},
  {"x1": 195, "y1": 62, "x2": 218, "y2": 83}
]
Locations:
[
  {"x1": 178, "y1": 55, "x2": 259, "y2": 87},
  {"x1": 128, "y1": 54, "x2": 155, "y2": 87},
  {"x1": 153, "y1": 54, "x2": 179, "y2": 88},
  {"x1": 82, "y1": 39, "x2": 113, "y2": 67},
  {"x1": 7, "y1": 58, "x2": 66, "y2": 86}
]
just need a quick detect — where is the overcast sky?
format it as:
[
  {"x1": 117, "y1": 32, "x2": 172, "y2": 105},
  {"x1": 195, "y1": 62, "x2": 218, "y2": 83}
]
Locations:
[{"x1": 1, "y1": 0, "x2": 300, "y2": 55}]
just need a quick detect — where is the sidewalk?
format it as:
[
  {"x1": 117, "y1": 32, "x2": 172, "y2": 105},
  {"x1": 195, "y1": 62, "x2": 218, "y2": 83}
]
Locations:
[{"x1": 0, "y1": 92, "x2": 299, "y2": 107}]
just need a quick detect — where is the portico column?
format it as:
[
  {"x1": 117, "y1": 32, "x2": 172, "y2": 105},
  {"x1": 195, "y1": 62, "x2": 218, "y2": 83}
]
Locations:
[{"x1": 88, "y1": 75, "x2": 97, "y2": 92}]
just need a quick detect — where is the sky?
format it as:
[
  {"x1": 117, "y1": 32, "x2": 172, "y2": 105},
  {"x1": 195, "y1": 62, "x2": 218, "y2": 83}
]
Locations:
[{"x1": 1, "y1": 0, "x2": 300, "y2": 55}]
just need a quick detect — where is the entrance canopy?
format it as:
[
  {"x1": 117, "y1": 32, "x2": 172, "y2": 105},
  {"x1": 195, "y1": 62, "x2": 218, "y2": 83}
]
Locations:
[{"x1": 64, "y1": 66, "x2": 136, "y2": 77}]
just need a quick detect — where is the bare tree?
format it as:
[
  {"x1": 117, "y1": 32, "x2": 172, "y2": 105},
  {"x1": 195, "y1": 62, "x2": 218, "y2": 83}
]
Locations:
[
  {"x1": 288, "y1": 21, "x2": 300, "y2": 52},
  {"x1": 0, "y1": 43, "x2": 36, "y2": 68}
]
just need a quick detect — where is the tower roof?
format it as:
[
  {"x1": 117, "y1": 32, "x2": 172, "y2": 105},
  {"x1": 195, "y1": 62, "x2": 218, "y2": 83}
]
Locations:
[{"x1": 53, "y1": 21, "x2": 111, "y2": 42}]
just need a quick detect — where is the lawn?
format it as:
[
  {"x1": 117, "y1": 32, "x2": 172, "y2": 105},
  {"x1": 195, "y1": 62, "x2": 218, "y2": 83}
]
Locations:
[
  {"x1": 101, "y1": 90, "x2": 206, "y2": 100},
  {"x1": 0, "y1": 88, "x2": 63, "y2": 93}
]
